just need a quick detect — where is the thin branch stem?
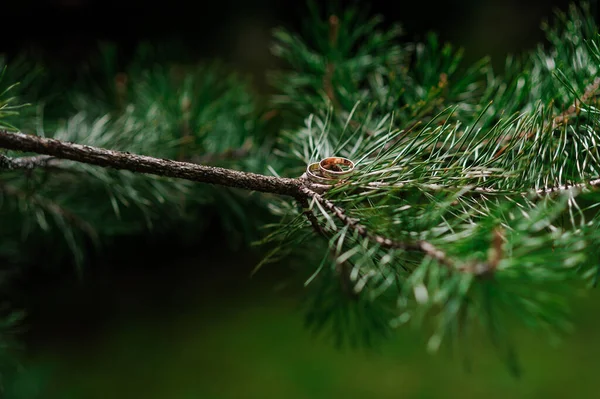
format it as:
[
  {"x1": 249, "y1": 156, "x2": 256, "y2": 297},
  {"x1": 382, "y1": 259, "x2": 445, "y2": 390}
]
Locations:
[
  {"x1": 552, "y1": 76, "x2": 600, "y2": 129},
  {"x1": 0, "y1": 130, "x2": 302, "y2": 197},
  {"x1": 493, "y1": 76, "x2": 600, "y2": 159},
  {"x1": 297, "y1": 195, "x2": 358, "y2": 298},
  {"x1": 353, "y1": 178, "x2": 600, "y2": 197},
  {"x1": 300, "y1": 186, "x2": 457, "y2": 270}
]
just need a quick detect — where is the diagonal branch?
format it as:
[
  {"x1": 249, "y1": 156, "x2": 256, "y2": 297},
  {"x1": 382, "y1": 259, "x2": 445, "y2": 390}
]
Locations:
[
  {"x1": 297, "y1": 195, "x2": 358, "y2": 298},
  {"x1": 552, "y1": 76, "x2": 600, "y2": 129},
  {"x1": 0, "y1": 130, "x2": 302, "y2": 197},
  {"x1": 300, "y1": 186, "x2": 458, "y2": 270},
  {"x1": 301, "y1": 186, "x2": 502, "y2": 276},
  {"x1": 493, "y1": 76, "x2": 600, "y2": 159}
]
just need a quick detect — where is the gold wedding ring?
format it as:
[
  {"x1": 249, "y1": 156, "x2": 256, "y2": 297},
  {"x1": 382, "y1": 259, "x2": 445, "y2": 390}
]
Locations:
[
  {"x1": 306, "y1": 162, "x2": 339, "y2": 184},
  {"x1": 318, "y1": 156, "x2": 355, "y2": 179},
  {"x1": 305, "y1": 156, "x2": 356, "y2": 185}
]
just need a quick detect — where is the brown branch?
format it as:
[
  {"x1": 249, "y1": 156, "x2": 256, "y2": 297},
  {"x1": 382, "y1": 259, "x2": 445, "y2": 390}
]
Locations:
[
  {"x1": 297, "y1": 195, "x2": 327, "y2": 237},
  {"x1": 2, "y1": 141, "x2": 254, "y2": 172},
  {"x1": 300, "y1": 186, "x2": 459, "y2": 271},
  {"x1": 356, "y1": 177, "x2": 600, "y2": 198},
  {"x1": 0, "y1": 130, "x2": 302, "y2": 197},
  {"x1": 297, "y1": 195, "x2": 358, "y2": 298},
  {"x1": 493, "y1": 76, "x2": 600, "y2": 159},
  {"x1": 532, "y1": 179, "x2": 600, "y2": 195},
  {"x1": 552, "y1": 76, "x2": 600, "y2": 129}
]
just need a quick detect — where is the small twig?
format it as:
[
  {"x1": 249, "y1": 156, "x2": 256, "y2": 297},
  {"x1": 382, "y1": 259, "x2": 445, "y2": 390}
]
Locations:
[
  {"x1": 493, "y1": 76, "x2": 600, "y2": 159},
  {"x1": 356, "y1": 178, "x2": 600, "y2": 198},
  {"x1": 552, "y1": 76, "x2": 600, "y2": 129},
  {"x1": 297, "y1": 195, "x2": 358, "y2": 298},
  {"x1": 300, "y1": 186, "x2": 457, "y2": 270},
  {"x1": 297, "y1": 195, "x2": 327, "y2": 236},
  {"x1": 533, "y1": 179, "x2": 600, "y2": 195},
  {"x1": 454, "y1": 228, "x2": 504, "y2": 277},
  {"x1": 0, "y1": 154, "x2": 58, "y2": 170}
]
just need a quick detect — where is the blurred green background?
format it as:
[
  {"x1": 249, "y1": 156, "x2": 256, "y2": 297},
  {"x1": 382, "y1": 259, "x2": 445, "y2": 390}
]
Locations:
[
  {"x1": 4, "y1": 0, "x2": 600, "y2": 398},
  {"x1": 13, "y1": 240, "x2": 600, "y2": 399}
]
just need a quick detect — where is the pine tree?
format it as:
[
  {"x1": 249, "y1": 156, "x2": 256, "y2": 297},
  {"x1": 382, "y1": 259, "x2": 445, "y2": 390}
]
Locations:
[{"x1": 1, "y1": 0, "x2": 599, "y2": 383}]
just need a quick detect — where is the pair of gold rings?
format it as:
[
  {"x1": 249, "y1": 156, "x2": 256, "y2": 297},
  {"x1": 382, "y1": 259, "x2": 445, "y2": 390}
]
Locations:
[{"x1": 306, "y1": 156, "x2": 355, "y2": 185}]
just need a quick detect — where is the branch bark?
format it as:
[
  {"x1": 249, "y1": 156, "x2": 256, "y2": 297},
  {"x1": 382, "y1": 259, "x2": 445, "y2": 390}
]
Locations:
[
  {"x1": 300, "y1": 186, "x2": 457, "y2": 271},
  {"x1": 0, "y1": 130, "x2": 302, "y2": 197},
  {"x1": 297, "y1": 195, "x2": 359, "y2": 298}
]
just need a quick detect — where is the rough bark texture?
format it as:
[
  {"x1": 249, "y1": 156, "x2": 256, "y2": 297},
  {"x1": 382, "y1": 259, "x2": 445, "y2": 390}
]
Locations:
[{"x1": 0, "y1": 131, "x2": 302, "y2": 197}]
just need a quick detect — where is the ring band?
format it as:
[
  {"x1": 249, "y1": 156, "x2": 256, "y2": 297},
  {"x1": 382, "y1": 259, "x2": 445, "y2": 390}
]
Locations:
[
  {"x1": 306, "y1": 162, "x2": 339, "y2": 184},
  {"x1": 318, "y1": 157, "x2": 355, "y2": 179}
]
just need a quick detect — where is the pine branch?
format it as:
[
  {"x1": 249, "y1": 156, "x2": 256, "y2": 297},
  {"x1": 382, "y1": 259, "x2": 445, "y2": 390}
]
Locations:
[
  {"x1": 297, "y1": 195, "x2": 358, "y2": 299},
  {"x1": 493, "y1": 76, "x2": 600, "y2": 159},
  {"x1": 1, "y1": 128, "x2": 585, "y2": 280},
  {"x1": 2, "y1": 1, "x2": 598, "y2": 374},
  {"x1": 0, "y1": 129, "x2": 504, "y2": 278},
  {"x1": 360, "y1": 178, "x2": 600, "y2": 197},
  {"x1": 299, "y1": 185, "x2": 477, "y2": 273},
  {"x1": 0, "y1": 130, "x2": 301, "y2": 197},
  {"x1": 552, "y1": 76, "x2": 600, "y2": 129}
]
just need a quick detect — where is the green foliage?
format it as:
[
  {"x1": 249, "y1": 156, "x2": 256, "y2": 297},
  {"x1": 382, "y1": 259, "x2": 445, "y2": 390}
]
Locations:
[
  {"x1": 0, "y1": 66, "x2": 29, "y2": 131},
  {"x1": 260, "y1": 1, "x2": 600, "y2": 374},
  {"x1": 2, "y1": 0, "x2": 600, "y2": 379},
  {"x1": 0, "y1": 43, "x2": 274, "y2": 272}
]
